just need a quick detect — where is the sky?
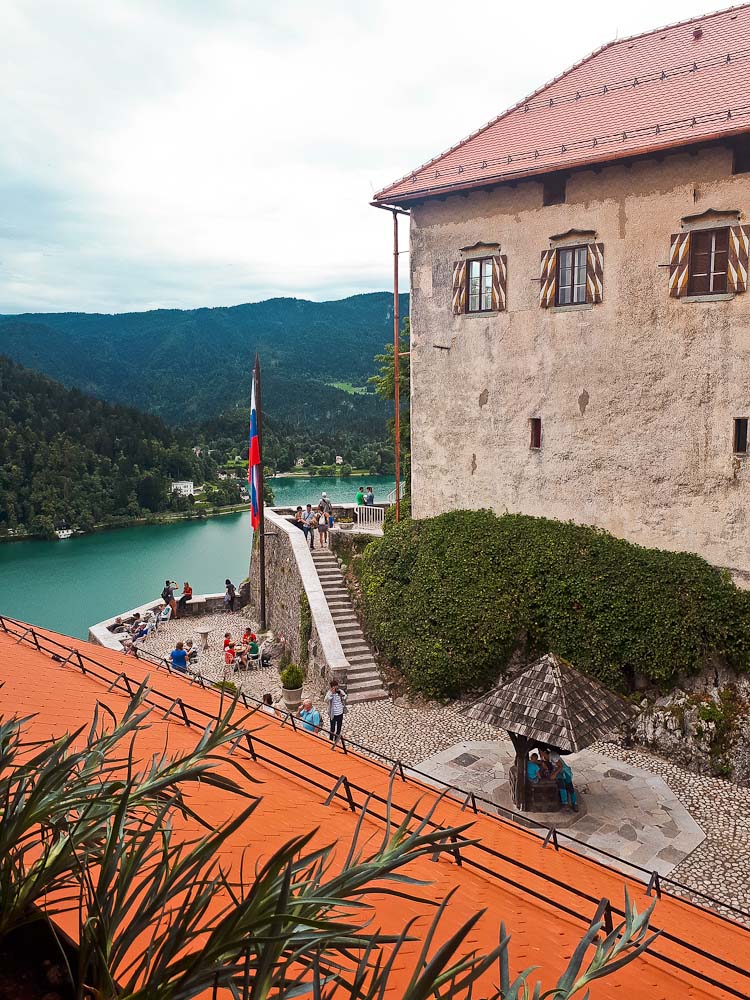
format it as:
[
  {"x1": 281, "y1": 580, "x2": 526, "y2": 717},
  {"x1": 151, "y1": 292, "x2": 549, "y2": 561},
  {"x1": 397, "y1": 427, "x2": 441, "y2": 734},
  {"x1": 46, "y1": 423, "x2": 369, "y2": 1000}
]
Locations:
[{"x1": 0, "y1": 0, "x2": 731, "y2": 314}]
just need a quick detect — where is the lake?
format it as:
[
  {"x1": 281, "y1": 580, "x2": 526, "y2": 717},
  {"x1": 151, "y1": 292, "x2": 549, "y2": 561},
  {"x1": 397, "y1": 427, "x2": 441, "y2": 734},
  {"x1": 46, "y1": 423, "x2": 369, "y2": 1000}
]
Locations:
[{"x1": 0, "y1": 475, "x2": 395, "y2": 640}]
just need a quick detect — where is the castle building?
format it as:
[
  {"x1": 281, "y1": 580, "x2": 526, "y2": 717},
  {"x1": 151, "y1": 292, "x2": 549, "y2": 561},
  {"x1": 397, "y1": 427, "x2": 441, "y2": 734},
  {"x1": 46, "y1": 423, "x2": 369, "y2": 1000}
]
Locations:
[{"x1": 374, "y1": 5, "x2": 750, "y2": 578}]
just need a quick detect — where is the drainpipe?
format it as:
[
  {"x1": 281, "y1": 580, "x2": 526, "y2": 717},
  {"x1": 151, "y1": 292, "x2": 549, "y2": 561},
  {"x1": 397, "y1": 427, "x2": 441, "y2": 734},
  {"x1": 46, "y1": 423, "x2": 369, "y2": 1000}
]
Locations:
[{"x1": 372, "y1": 202, "x2": 410, "y2": 521}]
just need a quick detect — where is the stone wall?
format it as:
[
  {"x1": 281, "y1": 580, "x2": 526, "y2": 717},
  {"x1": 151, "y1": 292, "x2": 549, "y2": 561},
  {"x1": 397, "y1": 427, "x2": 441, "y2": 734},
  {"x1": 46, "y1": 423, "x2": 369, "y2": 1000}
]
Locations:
[
  {"x1": 247, "y1": 509, "x2": 349, "y2": 687},
  {"x1": 88, "y1": 593, "x2": 228, "y2": 650},
  {"x1": 634, "y1": 664, "x2": 750, "y2": 786},
  {"x1": 408, "y1": 142, "x2": 750, "y2": 575}
]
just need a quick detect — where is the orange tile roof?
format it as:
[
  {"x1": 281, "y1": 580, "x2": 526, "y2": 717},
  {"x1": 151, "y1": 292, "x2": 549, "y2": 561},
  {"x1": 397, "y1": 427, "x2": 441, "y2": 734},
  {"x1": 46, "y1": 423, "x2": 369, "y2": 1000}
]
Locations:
[
  {"x1": 375, "y1": 4, "x2": 750, "y2": 205},
  {"x1": 1, "y1": 617, "x2": 748, "y2": 999}
]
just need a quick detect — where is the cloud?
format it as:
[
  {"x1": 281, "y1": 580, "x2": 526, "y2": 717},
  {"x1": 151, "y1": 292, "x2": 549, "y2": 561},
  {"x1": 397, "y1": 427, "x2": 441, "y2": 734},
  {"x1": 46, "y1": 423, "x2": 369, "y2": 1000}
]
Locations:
[{"x1": 0, "y1": 0, "x2": 719, "y2": 313}]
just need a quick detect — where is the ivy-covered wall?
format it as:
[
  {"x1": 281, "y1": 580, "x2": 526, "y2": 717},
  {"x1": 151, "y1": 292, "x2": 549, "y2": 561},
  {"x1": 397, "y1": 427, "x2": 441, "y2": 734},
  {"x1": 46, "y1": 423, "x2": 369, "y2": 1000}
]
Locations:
[{"x1": 357, "y1": 509, "x2": 750, "y2": 698}]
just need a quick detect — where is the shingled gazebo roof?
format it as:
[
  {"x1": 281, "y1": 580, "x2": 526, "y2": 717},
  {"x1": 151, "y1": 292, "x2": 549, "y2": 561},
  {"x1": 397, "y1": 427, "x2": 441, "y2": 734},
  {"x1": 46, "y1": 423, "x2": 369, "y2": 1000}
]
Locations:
[{"x1": 465, "y1": 653, "x2": 634, "y2": 753}]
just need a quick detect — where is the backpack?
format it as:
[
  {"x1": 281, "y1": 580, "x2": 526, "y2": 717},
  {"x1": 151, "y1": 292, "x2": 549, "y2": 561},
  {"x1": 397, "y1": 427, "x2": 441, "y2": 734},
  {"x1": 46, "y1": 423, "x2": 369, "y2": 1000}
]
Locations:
[{"x1": 161, "y1": 586, "x2": 171, "y2": 601}]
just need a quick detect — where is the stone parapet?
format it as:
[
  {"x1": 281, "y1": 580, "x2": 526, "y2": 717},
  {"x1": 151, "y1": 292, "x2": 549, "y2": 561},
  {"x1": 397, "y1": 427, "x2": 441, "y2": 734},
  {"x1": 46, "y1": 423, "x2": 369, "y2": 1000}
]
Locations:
[
  {"x1": 88, "y1": 593, "x2": 227, "y2": 650},
  {"x1": 248, "y1": 509, "x2": 349, "y2": 687}
]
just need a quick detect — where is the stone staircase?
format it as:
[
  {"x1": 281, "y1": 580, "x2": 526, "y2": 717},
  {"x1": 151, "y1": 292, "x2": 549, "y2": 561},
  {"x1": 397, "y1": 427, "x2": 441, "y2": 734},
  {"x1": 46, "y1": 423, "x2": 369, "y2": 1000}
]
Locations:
[{"x1": 311, "y1": 548, "x2": 389, "y2": 704}]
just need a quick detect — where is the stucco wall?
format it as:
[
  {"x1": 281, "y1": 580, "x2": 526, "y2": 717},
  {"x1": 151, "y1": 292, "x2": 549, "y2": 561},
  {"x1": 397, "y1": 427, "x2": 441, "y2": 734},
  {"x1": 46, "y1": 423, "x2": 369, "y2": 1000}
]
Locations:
[
  {"x1": 247, "y1": 510, "x2": 349, "y2": 685},
  {"x1": 409, "y1": 143, "x2": 750, "y2": 575}
]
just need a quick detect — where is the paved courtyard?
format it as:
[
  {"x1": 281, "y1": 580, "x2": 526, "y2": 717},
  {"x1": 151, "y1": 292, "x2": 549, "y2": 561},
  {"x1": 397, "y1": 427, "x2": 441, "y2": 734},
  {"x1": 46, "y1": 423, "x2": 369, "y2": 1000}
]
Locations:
[{"x1": 142, "y1": 610, "x2": 750, "y2": 922}]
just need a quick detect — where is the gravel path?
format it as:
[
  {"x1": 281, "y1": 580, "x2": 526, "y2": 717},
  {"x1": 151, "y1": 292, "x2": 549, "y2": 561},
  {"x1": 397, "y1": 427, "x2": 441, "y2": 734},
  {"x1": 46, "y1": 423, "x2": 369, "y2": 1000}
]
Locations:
[{"x1": 141, "y1": 610, "x2": 750, "y2": 921}]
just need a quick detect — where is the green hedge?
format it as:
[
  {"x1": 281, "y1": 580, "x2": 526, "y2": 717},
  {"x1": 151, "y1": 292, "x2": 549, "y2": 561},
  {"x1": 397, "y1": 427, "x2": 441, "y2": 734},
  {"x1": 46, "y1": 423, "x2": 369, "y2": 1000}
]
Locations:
[{"x1": 357, "y1": 509, "x2": 750, "y2": 698}]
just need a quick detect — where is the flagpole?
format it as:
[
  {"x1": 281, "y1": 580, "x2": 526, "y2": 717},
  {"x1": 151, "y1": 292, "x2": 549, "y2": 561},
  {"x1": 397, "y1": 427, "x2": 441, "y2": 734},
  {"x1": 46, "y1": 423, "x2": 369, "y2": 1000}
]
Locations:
[{"x1": 254, "y1": 353, "x2": 267, "y2": 631}]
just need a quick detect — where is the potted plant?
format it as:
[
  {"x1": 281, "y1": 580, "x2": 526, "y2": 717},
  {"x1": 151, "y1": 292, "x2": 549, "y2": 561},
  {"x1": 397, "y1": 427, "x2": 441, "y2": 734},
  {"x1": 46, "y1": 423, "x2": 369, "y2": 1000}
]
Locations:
[{"x1": 279, "y1": 662, "x2": 305, "y2": 714}]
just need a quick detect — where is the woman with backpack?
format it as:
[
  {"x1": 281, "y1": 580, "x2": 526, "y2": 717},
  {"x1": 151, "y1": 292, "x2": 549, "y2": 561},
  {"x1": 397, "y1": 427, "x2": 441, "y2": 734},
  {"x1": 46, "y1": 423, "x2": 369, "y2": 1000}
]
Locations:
[{"x1": 224, "y1": 578, "x2": 237, "y2": 612}]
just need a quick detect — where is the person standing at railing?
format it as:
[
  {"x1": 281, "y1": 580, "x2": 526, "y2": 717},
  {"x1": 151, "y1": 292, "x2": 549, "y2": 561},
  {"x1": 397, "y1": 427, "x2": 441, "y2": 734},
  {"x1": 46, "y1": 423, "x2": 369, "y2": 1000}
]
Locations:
[
  {"x1": 365, "y1": 486, "x2": 374, "y2": 506},
  {"x1": 354, "y1": 486, "x2": 365, "y2": 523}
]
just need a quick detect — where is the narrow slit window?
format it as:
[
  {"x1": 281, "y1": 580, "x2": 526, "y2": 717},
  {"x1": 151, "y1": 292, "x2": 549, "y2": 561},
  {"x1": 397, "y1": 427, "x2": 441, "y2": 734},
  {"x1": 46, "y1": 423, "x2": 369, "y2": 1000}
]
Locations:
[
  {"x1": 556, "y1": 245, "x2": 587, "y2": 305},
  {"x1": 530, "y1": 417, "x2": 542, "y2": 450},
  {"x1": 467, "y1": 258, "x2": 493, "y2": 312},
  {"x1": 734, "y1": 418, "x2": 748, "y2": 454}
]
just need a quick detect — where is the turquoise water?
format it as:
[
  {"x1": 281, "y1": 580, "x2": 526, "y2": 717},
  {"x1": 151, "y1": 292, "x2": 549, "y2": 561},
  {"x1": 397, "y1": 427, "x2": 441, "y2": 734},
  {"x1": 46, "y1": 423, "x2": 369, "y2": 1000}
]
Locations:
[
  {"x1": 0, "y1": 475, "x2": 395, "y2": 641},
  {"x1": 268, "y1": 474, "x2": 395, "y2": 508},
  {"x1": 0, "y1": 513, "x2": 253, "y2": 640}
]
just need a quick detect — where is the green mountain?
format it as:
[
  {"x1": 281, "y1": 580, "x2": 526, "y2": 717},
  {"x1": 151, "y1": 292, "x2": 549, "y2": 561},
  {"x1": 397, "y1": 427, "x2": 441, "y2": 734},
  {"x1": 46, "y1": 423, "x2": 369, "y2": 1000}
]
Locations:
[
  {"x1": 0, "y1": 356, "x2": 214, "y2": 537},
  {"x1": 0, "y1": 293, "x2": 409, "y2": 435}
]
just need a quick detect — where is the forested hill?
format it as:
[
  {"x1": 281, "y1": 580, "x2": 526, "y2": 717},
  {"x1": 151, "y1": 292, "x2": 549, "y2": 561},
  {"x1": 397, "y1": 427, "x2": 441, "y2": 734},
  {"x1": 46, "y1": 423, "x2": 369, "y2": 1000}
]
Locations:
[
  {"x1": 0, "y1": 356, "x2": 213, "y2": 537},
  {"x1": 0, "y1": 292, "x2": 409, "y2": 431}
]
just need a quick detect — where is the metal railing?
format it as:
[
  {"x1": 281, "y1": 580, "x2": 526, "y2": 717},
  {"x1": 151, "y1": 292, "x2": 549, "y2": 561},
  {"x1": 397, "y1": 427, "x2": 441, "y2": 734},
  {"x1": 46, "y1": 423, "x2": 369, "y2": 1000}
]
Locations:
[
  {"x1": 354, "y1": 505, "x2": 385, "y2": 528},
  {"x1": 386, "y1": 481, "x2": 406, "y2": 504},
  {"x1": 1, "y1": 614, "x2": 749, "y2": 1000}
]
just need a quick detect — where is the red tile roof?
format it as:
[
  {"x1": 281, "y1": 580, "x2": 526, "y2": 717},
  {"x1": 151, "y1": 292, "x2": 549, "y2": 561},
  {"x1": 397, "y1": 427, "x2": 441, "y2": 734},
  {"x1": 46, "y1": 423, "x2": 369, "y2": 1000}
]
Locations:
[
  {"x1": 2, "y1": 618, "x2": 749, "y2": 998},
  {"x1": 374, "y1": 4, "x2": 750, "y2": 204}
]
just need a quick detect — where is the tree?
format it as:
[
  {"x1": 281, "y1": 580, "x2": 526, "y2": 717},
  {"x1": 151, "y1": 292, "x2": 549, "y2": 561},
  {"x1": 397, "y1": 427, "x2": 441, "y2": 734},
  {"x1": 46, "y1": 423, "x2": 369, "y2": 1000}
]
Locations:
[
  {"x1": 340, "y1": 463, "x2": 353, "y2": 477},
  {"x1": 370, "y1": 317, "x2": 410, "y2": 488}
]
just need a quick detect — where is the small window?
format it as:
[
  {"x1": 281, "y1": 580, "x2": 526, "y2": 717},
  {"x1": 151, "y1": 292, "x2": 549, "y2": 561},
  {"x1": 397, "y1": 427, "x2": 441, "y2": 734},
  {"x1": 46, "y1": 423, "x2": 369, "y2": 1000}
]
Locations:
[
  {"x1": 556, "y1": 245, "x2": 587, "y2": 305},
  {"x1": 733, "y1": 136, "x2": 750, "y2": 175},
  {"x1": 735, "y1": 418, "x2": 748, "y2": 455},
  {"x1": 467, "y1": 258, "x2": 493, "y2": 312},
  {"x1": 543, "y1": 175, "x2": 567, "y2": 206},
  {"x1": 688, "y1": 228, "x2": 729, "y2": 296},
  {"x1": 530, "y1": 417, "x2": 542, "y2": 450}
]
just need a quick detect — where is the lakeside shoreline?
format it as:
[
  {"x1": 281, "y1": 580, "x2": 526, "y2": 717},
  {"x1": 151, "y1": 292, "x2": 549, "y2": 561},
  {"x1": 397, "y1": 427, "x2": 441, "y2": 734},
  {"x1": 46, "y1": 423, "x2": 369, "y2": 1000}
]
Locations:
[{"x1": 0, "y1": 502, "x2": 253, "y2": 545}]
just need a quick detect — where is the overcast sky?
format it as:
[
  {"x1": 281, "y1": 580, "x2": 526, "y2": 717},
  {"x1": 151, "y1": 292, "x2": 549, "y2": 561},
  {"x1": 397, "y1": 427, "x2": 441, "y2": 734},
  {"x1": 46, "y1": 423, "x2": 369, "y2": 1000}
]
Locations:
[{"x1": 1, "y1": 0, "x2": 724, "y2": 314}]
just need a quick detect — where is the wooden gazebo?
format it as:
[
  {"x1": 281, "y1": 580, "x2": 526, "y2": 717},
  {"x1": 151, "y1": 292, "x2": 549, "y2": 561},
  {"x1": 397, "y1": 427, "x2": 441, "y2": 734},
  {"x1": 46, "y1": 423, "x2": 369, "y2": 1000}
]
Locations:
[{"x1": 465, "y1": 653, "x2": 634, "y2": 811}]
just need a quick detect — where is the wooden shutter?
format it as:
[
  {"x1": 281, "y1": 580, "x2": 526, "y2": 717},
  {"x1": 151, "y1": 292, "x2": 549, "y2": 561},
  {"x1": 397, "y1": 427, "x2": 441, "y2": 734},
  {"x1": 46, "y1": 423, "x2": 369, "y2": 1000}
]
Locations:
[
  {"x1": 491, "y1": 255, "x2": 508, "y2": 311},
  {"x1": 585, "y1": 243, "x2": 604, "y2": 304},
  {"x1": 540, "y1": 248, "x2": 557, "y2": 307},
  {"x1": 669, "y1": 232, "x2": 691, "y2": 298},
  {"x1": 728, "y1": 225, "x2": 750, "y2": 293},
  {"x1": 452, "y1": 260, "x2": 467, "y2": 314}
]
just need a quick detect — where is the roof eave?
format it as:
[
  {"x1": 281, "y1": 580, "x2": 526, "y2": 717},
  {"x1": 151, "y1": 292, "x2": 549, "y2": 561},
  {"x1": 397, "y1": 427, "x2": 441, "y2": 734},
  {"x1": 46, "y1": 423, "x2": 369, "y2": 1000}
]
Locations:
[{"x1": 372, "y1": 125, "x2": 750, "y2": 207}]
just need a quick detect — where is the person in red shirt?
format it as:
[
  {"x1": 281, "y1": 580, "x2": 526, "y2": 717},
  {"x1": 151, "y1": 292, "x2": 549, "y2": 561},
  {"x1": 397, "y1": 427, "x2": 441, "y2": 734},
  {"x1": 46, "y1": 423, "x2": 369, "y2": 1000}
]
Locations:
[
  {"x1": 223, "y1": 632, "x2": 232, "y2": 650},
  {"x1": 177, "y1": 581, "x2": 193, "y2": 616}
]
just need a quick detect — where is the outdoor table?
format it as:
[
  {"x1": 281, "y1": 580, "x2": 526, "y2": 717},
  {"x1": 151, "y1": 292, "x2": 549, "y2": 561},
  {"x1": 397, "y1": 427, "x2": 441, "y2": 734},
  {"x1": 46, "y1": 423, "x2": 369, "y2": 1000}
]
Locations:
[{"x1": 197, "y1": 627, "x2": 211, "y2": 652}]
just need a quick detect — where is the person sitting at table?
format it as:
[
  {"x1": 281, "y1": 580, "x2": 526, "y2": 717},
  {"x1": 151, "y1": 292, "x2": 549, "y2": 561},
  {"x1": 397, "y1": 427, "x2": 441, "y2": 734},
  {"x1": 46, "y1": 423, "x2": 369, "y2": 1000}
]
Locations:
[
  {"x1": 527, "y1": 752, "x2": 542, "y2": 784},
  {"x1": 185, "y1": 639, "x2": 198, "y2": 664},
  {"x1": 246, "y1": 639, "x2": 259, "y2": 665},
  {"x1": 223, "y1": 632, "x2": 233, "y2": 650},
  {"x1": 242, "y1": 627, "x2": 257, "y2": 645},
  {"x1": 224, "y1": 645, "x2": 236, "y2": 668},
  {"x1": 233, "y1": 642, "x2": 247, "y2": 670},
  {"x1": 177, "y1": 582, "x2": 193, "y2": 615},
  {"x1": 169, "y1": 641, "x2": 188, "y2": 673}
]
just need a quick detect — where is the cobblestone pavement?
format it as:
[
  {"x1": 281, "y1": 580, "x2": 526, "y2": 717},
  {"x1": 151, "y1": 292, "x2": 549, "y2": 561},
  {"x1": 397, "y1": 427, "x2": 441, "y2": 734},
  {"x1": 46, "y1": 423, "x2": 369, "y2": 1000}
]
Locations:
[{"x1": 140, "y1": 611, "x2": 750, "y2": 922}]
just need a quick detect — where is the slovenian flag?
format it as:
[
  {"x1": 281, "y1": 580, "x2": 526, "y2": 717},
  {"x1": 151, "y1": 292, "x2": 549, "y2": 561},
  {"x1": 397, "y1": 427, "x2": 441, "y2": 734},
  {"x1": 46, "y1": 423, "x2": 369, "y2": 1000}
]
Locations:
[{"x1": 249, "y1": 373, "x2": 262, "y2": 531}]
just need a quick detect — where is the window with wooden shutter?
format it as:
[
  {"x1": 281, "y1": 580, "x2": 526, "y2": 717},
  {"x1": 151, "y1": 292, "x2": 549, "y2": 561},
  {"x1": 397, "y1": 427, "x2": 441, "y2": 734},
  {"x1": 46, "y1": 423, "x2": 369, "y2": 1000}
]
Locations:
[
  {"x1": 491, "y1": 255, "x2": 508, "y2": 311},
  {"x1": 452, "y1": 260, "x2": 467, "y2": 314},
  {"x1": 669, "y1": 232, "x2": 691, "y2": 297},
  {"x1": 585, "y1": 242, "x2": 604, "y2": 303},
  {"x1": 688, "y1": 228, "x2": 729, "y2": 296},
  {"x1": 728, "y1": 225, "x2": 750, "y2": 293},
  {"x1": 540, "y1": 248, "x2": 557, "y2": 307}
]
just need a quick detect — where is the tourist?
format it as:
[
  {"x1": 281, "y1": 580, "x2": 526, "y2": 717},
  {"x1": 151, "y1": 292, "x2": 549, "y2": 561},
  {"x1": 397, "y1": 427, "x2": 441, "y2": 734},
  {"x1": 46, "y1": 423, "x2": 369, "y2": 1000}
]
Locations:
[
  {"x1": 317, "y1": 506, "x2": 329, "y2": 548},
  {"x1": 325, "y1": 679, "x2": 347, "y2": 746},
  {"x1": 302, "y1": 504, "x2": 316, "y2": 549},
  {"x1": 224, "y1": 579, "x2": 237, "y2": 611},
  {"x1": 298, "y1": 698, "x2": 322, "y2": 734},
  {"x1": 260, "y1": 693, "x2": 280, "y2": 718},
  {"x1": 169, "y1": 641, "x2": 188, "y2": 673},
  {"x1": 365, "y1": 486, "x2": 375, "y2": 506},
  {"x1": 162, "y1": 579, "x2": 178, "y2": 619},
  {"x1": 185, "y1": 639, "x2": 198, "y2": 664},
  {"x1": 320, "y1": 492, "x2": 332, "y2": 515},
  {"x1": 177, "y1": 581, "x2": 193, "y2": 615},
  {"x1": 354, "y1": 486, "x2": 365, "y2": 523},
  {"x1": 526, "y1": 752, "x2": 542, "y2": 783},
  {"x1": 158, "y1": 603, "x2": 172, "y2": 623},
  {"x1": 549, "y1": 751, "x2": 579, "y2": 812},
  {"x1": 112, "y1": 616, "x2": 126, "y2": 633},
  {"x1": 127, "y1": 613, "x2": 142, "y2": 634},
  {"x1": 247, "y1": 637, "x2": 259, "y2": 663},
  {"x1": 223, "y1": 632, "x2": 233, "y2": 650},
  {"x1": 293, "y1": 506, "x2": 306, "y2": 533},
  {"x1": 242, "y1": 627, "x2": 257, "y2": 644}
]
